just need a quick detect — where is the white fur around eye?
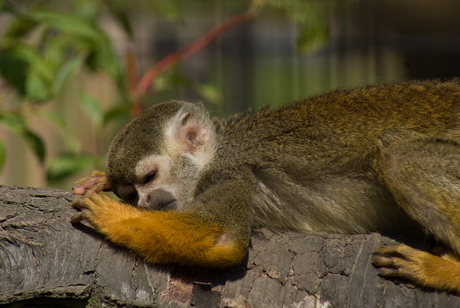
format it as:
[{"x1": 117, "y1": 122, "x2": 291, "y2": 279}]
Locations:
[{"x1": 135, "y1": 155, "x2": 171, "y2": 183}]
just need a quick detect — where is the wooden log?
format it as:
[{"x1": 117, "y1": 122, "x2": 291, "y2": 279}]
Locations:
[{"x1": 1, "y1": 185, "x2": 459, "y2": 307}]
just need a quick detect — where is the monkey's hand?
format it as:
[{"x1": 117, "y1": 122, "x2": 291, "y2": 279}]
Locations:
[
  {"x1": 372, "y1": 244, "x2": 460, "y2": 293},
  {"x1": 73, "y1": 171, "x2": 109, "y2": 195},
  {"x1": 71, "y1": 193, "x2": 246, "y2": 267},
  {"x1": 71, "y1": 193, "x2": 130, "y2": 225}
]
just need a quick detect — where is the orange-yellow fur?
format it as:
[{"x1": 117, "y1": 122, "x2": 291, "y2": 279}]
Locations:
[
  {"x1": 72, "y1": 194, "x2": 245, "y2": 267},
  {"x1": 373, "y1": 244, "x2": 460, "y2": 293}
]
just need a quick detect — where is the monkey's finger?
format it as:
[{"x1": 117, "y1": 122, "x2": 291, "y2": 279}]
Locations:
[
  {"x1": 372, "y1": 251, "x2": 399, "y2": 269},
  {"x1": 84, "y1": 193, "x2": 112, "y2": 204},
  {"x1": 71, "y1": 212, "x2": 85, "y2": 224},
  {"x1": 73, "y1": 171, "x2": 109, "y2": 195},
  {"x1": 73, "y1": 170, "x2": 106, "y2": 186},
  {"x1": 373, "y1": 244, "x2": 416, "y2": 260},
  {"x1": 372, "y1": 244, "x2": 427, "y2": 281},
  {"x1": 70, "y1": 197, "x2": 100, "y2": 225},
  {"x1": 372, "y1": 244, "x2": 409, "y2": 267},
  {"x1": 72, "y1": 180, "x2": 109, "y2": 195},
  {"x1": 89, "y1": 180, "x2": 110, "y2": 194},
  {"x1": 71, "y1": 195, "x2": 97, "y2": 210},
  {"x1": 73, "y1": 186, "x2": 86, "y2": 195}
]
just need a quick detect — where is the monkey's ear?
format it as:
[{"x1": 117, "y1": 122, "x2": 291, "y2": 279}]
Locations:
[{"x1": 167, "y1": 109, "x2": 214, "y2": 156}]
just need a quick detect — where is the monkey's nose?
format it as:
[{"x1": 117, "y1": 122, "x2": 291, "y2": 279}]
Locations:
[
  {"x1": 146, "y1": 189, "x2": 176, "y2": 210},
  {"x1": 161, "y1": 200, "x2": 177, "y2": 211}
]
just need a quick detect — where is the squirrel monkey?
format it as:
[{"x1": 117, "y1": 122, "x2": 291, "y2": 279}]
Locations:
[{"x1": 72, "y1": 80, "x2": 460, "y2": 293}]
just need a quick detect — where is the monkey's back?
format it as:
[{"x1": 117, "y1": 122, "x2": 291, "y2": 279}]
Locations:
[
  {"x1": 214, "y1": 80, "x2": 460, "y2": 234},
  {"x1": 219, "y1": 80, "x2": 460, "y2": 170}
]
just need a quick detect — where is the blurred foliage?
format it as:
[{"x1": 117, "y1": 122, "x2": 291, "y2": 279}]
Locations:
[
  {"x1": 0, "y1": 0, "x2": 328, "y2": 185},
  {"x1": 0, "y1": 0, "x2": 130, "y2": 182},
  {"x1": 266, "y1": 0, "x2": 329, "y2": 53}
]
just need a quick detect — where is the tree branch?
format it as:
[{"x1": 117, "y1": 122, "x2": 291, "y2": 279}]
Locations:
[{"x1": 1, "y1": 185, "x2": 458, "y2": 307}]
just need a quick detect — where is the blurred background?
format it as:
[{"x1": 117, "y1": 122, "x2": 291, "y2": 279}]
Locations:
[{"x1": 0, "y1": 0, "x2": 460, "y2": 189}]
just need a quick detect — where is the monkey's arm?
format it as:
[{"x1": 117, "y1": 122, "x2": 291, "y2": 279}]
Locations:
[
  {"x1": 373, "y1": 244, "x2": 460, "y2": 293},
  {"x1": 71, "y1": 192, "x2": 249, "y2": 267},
  {"x1": 73, "y1": 171, "x2": 109, "y2": 195}
]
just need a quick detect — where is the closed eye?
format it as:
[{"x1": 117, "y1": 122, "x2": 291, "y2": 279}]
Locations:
[{"x1": 143, "y1": 171, "x2": 157, "y2": 185}]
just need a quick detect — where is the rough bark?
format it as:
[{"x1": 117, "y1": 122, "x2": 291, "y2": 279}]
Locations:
[{"x1": 1, "y1": 185, "x2": 459, "y2": 308}]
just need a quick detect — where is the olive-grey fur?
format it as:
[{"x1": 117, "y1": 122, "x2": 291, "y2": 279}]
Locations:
[{"x1": 106, "y1": 80, "x2": 460, "y2": 252}]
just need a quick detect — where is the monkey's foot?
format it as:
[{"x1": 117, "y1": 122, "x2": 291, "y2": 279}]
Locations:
[
  {"x1": 73, "y1": 170, "x2": 109, "y2": 195},
  {"x1": 373, "y1": 244, "x2": 460, "y2": 293},
  {"x1": 372, "y1": 244, "x2": 428, "y2": 280}
]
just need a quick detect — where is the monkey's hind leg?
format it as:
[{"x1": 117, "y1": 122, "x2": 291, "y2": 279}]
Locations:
[{"x1": 374, "y1": 131, "x2": 460, "y2": 293}]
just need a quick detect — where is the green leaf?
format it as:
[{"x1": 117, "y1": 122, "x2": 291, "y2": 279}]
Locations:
[
  {"x1": 3, "y1": 16, "x2": 37, "y2": 39},
  {"x1": 152, "y1": 0, "x2": 181, "y2": 21},
  {"x1": 53, "y1": 57, "x2": 82, "y2": 93},
  {"x1": 36, "y1": 109, "x2": 80, "y2": 153},
  {"x1": 0, "y1": 10, "x2": 119, "y2": 99},
  {"x1": 37, "y1": 109, "x2": 66, "y2": 132},
  {"x1": 0, "y1": 112, "x2": 25, "y2": 133},
  {"x1": 85, "y1": 43, "x2": 121, "y2": 80},
  {"x1": 0, "y1": 112, "x2": 46, "y2": 163},
  {"x1": 0, "y1": 52, "x2": 29, "y2": 96},
  {"x1": 46, "y1": 153, "x2": 98, "y2": 184},
  {"x1": 0, "y1": 140, "x2": 6, "y2": 173},
  {"x1": 32, "y1": 11, "x2": 105, "y2": 43},
  {"x1": 10, "y1": 43, "x2": 55, "y2": 102},
  {"x1": 80, "y1": 93, "x2": 103, "y2": 128},
  {"x1": 41, "y1": 32, "x2": 65, "y2": 68},
  {"x1": 103, "y1": 103, "x2": 130, "y2": 126},
  {"x1": 103, "y1": 0, "x2": 133, "y2": 37},
  {"x1": 266, "y1": 0, "x2": 329, "y2": 54},
  {"x1": 26, "y1": 71, "x2": 52, "y2": 102},
  {"x1": 293, "y1": 9, "x2": 329, "y2": 54},
  {"x1": 70, "y1": 0, "x2": 99, "y2": 20},
  {"x1": 0, "y1": 1, "x2": 13, "y2": 13},
  {"x1": 155, "y1": 74, "x2": 222, "y2": 105},
  {"x1": 23, "y1": 129, "x2": 46, "y2": 163},
  {"x1": 192, "y1": 83, "x2": 223, "y2": 105}
]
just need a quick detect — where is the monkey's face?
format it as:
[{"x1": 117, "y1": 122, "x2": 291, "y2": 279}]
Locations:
[
  {"x1": 114, "y1": 150, "x2": 206, "y2": 210},
  {"x1": 105, "y1": 100, "x2": 216, "y2": 211},
  {"x1": 112, "y1": 154, "x2": 178, "y2": 210}
]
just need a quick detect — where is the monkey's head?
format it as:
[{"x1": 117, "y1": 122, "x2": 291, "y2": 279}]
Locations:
[{"x1": 105, "y1": 101, "x2": 216, "y2": 210}]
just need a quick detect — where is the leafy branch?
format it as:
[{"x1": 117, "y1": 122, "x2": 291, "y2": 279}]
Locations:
[{"x1": 0, "y1": 0, "x2": 328, "y2": 185}]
